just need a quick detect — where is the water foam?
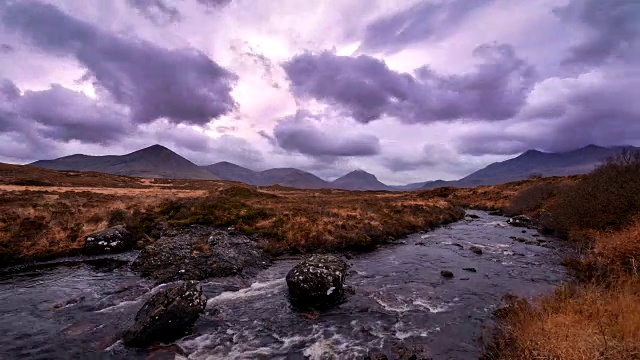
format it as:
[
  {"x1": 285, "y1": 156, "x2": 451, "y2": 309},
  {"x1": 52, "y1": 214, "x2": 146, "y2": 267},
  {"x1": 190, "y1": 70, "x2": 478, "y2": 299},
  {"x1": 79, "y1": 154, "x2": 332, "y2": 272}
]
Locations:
[{"x1": 207, "y1": 278, "x2": 285, "y2": 306}]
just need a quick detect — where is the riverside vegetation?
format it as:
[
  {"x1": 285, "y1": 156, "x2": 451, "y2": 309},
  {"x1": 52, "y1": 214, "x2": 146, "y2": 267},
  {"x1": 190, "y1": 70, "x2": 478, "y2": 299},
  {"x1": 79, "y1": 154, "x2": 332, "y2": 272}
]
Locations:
[
  {"x1": 478, "y1": 151, "x2": 640, "y2": 360},
  {"x1": 1, "y1": 152, "x2": 639, "y2": 359},
  {"x1": 0, "y1": 162, "x2": 463, "y2": 264}
]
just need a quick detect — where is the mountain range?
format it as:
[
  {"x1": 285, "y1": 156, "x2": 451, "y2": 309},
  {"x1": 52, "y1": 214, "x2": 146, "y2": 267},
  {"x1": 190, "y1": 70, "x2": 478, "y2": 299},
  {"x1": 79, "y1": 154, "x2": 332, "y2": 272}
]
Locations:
[{"x1": 29, "y1": 144, "x2": 639, "y2": 191}]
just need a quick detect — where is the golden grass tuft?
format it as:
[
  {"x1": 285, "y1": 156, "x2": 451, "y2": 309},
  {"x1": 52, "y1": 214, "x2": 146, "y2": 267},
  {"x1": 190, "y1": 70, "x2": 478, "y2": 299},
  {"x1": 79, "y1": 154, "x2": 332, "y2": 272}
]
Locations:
[
  {"x1": 484, "y1": 275, "x2": 640, "y2": 360},
  {"x1": 594, "y1": 220, "x2": 640, "y2": 272}
]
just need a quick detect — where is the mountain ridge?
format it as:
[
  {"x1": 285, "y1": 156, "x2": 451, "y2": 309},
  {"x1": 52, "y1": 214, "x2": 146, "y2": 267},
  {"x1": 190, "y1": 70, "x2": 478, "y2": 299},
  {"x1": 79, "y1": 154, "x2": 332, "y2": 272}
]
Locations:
[
  {"x1": 30, "y1": 144, "x2": 640, "y2": 191},
  {"x1": 31, "y1": 144, "x2": 220, "y2": 180}
]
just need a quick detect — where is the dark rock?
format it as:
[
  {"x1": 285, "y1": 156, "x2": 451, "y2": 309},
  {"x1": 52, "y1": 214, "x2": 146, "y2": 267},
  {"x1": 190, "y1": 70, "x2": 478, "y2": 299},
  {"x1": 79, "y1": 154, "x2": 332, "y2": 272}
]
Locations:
[
  {"x1": 488, "y1": 210, "x2": 504, "y2": 216},
  {"x1": 415, "y1": 242, "x2": 426, "y2": 246},
  {"x1": 392, "y1": 343, "x2": 432, "y2": 360},
  {"x1": 522, "y1": 230, "x2": 527, "y2": 233},
  {"x1": 470, "y1": 246, "x2": 483, "y2": 255},
  {"x1": 123, "y1": 281, "x2": 207, "y2": 347},
  {"x1": 440, "y1": 270, "x2": 454, "y2": 278},
  {"x1": 286, "y1": 255, "x2": 348, "y2": 310},
  {"x1": 463, "y1": 267, "x2": 477, "y2": 272},
  {"x1": 466, "y1": 214, "x2": 480, "y2": 219},
  {"x1": 82, "y1": 226, "x2": 135, "y2": 255},
  {"x1": 507, "y1": 215, "x2": 534, "y2": 228},
  {"x1": 460, "y1": 277, "x2": 470, "y2": 280},
  {"x1": 514, "y1": 237, "x2": 527, "y2": 243},
  {"x1": 132, "y1": 226, "x2": 270, "y2": 284},
  {"x1": 366, "y1": 351, "x2": 389, "y2": 360},
  {"x1": 451, "y1": 243, "x2": 464, "y2": 249}
]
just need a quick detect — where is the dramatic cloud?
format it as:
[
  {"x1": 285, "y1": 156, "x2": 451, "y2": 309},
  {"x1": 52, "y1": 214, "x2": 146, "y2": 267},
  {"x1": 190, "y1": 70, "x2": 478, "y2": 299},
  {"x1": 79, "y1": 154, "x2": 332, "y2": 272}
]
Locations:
[
  {"x1": 360, "y1": 0, "x2": 494, "y2": 53},
  {"x1": 284, "y1": 43, "x2": 536, "y2": 124},
  {"x1": 274, "y1": 114, "x2": 381, "y2": 157},
  {"x1": 0, "y1": 79, "x2": 20, "y2": 101},
  {"x1": 559, "y1": 0, "x2": 640, "y2": 66},
  {"x1": 457, "y1": 68, "x2": 640, "y2": 155},
  {"x1": 1, "y1": 81, "x2": 129, "y2": 143},
  {"x1": 0, "y1": 0, "x2": 637, "y2": 183},
  {"x1": 2, "y1": 0, "x2": 237, "y2": 125},
  {"x1": 17, "y1": 85, "x2": 130, "y2": 143},
  {"x1": 127, "y1": 0, "x2": 181, "y2": 24}
]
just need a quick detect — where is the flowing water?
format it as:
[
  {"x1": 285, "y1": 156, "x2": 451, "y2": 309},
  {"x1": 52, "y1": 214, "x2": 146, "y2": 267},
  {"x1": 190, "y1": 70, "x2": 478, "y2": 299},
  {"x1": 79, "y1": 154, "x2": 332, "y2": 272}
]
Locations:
[{"x1": 0, "y1": 211, "x2": 569, "y2": 359}]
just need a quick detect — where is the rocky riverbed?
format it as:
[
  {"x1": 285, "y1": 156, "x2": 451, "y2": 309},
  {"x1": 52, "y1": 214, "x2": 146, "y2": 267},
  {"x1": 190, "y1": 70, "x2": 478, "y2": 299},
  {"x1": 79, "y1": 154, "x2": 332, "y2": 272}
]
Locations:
[{"x1": 0, "y1": 210, "x2": 568, "y2": 359}]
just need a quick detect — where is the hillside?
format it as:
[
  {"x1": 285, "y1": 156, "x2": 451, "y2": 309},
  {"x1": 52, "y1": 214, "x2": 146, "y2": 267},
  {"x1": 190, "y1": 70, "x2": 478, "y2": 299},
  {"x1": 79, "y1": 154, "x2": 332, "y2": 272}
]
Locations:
[
  {"x1": 331, "y1": 170, "x2": 391, "y2": 191},
  {"x1": 423, "y1": 145, "x2": 639, "y2": 189},
  {"x1": 31, "y1": 145, "x2": 219, "y2": 180}
]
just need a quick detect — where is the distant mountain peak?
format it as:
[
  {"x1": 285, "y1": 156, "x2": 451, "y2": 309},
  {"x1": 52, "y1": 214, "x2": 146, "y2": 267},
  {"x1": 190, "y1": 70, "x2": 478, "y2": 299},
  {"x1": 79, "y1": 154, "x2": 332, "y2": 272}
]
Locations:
[
  {"x1": 139, "y1": 144, "x2": 172, "y2": 152},
  {"x1": 332, "y1": 169, "x2": 389, "y2": 191}
]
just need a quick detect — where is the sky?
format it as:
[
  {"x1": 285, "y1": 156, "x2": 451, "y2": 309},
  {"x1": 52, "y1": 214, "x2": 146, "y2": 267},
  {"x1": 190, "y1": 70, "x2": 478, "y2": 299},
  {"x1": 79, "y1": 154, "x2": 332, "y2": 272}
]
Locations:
[{"x1": 0, "y1": 0, "x2": 638, "y2": 184}]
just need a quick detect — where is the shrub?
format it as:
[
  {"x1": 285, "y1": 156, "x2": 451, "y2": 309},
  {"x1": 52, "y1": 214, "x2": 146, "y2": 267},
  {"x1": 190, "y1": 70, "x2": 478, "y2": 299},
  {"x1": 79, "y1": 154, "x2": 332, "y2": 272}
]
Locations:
[
  {"x1": 549, "y1": 150, "x2": 640, "y2": 235},
  {"x1": 503, "y1": 183, "x2": 565, "y2": 216}
]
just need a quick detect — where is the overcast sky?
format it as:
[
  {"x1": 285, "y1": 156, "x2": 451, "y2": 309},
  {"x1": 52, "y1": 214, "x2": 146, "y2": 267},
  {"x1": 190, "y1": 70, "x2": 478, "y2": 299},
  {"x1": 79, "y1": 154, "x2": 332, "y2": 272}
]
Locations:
[{"x1": 0, "y1": 0, "x2": 638, "y2": 184}]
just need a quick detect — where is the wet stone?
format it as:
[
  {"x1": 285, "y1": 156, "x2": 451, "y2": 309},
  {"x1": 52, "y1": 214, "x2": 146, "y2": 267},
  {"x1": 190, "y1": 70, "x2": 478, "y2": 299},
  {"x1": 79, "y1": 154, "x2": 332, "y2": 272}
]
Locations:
[
  {"x1": 286, "y1": 255, "x2": 348, "y2": 310},
  {"x1": 470, "y1": 246, "x2": 483, "y2": 255},
  {"x1": 82, "y1": 226, "x2": 135, "y2": 255},
  {"x1": 440, "y1": 270, "x2": 454, "y2": 278},
  {"x1": 132, "y1": 226, "x2": 270, "y2": 284},
  {"x1": 123, "y1": 281, "x2": 207, "y2": 348}
]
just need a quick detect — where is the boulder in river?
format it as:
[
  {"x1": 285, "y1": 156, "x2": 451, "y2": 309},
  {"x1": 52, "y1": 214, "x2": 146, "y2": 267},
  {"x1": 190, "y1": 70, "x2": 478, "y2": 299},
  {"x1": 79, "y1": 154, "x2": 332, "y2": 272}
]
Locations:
[
  {"x1": 123, "y1": 281, "x2": 207, "y2": 347},
  {"x1": 440, "y1": 270, "x2": 454, "y2": 278},
  {"x1": 507, "y1": 215, "x2": 534, "y2": 228},
  {"x1": 132, "y1": 226, "x2": 270, "y2": 284},
  {"x1": 82, "y1": 226, "x2": 135, "y2": 255},
  {"x1": 470, "y1": 246, "x2": 483, "y2": 255},
  {"x1": 286, "y1": 255, "x2": 348, "y2": 309}
]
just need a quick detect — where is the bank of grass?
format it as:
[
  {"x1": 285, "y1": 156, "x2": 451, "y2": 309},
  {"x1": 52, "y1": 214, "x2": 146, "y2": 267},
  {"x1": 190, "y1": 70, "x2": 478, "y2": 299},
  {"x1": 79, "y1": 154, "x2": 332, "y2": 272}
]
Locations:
[
  {"x1": 0, "y1": 176, "x2": 464, "y2": 264},
  {"x1": 482, "y1": 151, "x2": 640, "y2": 359}
]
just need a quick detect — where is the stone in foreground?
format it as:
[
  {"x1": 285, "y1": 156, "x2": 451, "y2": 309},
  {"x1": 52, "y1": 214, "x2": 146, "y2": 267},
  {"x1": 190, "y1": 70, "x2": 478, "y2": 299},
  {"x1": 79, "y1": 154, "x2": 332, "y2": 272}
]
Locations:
[
  {"x1": 132, "y1": 226, "x2": 270, "y2": 284},
  {"x1": 286, "y1": 255, "x2": 348, "y2": 310},
  {"x1": 123, "y1": 281, "x2": 207, "y2": 347},
  {"x1": 82, "y1": 225, "x2": 135, "y2": 255}
]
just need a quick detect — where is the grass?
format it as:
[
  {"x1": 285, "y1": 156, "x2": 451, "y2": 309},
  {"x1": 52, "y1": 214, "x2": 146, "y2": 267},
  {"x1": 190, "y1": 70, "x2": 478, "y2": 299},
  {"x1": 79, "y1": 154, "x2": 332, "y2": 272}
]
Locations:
[
  {"x1": 481, "y1": 151, "x2": 640, "y2": 359},
  {"x1": 0, "y1": 168, "x2": 464, "y2": 264},
  {"x1": 483, "y1": 276, "x2": 640, "y2": 360}
]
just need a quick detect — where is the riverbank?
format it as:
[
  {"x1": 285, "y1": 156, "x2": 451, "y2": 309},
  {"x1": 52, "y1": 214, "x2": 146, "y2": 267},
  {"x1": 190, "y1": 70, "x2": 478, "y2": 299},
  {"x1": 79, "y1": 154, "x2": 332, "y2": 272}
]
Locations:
[
  {"x1": 0, "y1": 164, "x2": 464, "y2": 265},
  {"x1": 480, "y1": 151, "x2": 640, "y2": 359}
]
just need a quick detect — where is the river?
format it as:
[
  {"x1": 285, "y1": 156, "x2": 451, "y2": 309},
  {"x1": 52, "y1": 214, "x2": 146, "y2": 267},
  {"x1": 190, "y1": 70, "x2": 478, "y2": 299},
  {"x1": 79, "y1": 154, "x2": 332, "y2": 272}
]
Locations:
[{"x1": 0, "y1": 210, "x2": 568, "y2": 359}]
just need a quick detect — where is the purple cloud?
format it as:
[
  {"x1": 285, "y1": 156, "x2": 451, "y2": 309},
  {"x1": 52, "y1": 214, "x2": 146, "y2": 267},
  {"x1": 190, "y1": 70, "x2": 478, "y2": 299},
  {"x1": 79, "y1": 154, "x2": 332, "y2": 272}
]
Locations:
[
  {"x1": 274, "y1": 114, "x2": 381, "y2": 157},
  {"x1": 2, "y1": 0, "x2": 238, "y2": 126},
  {"x1": 283, "y1": 44, "x2": 536, "y2": 123}
]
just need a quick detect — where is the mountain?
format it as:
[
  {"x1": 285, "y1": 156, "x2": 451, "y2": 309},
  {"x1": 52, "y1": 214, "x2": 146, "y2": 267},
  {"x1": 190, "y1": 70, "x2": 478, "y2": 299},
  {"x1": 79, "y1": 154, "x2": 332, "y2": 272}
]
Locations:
[
  {"x1": 422, "y1": 145, "x2": 639, "y2": 189},
  {"x1": 31, "y1": 145, "x2": 219, "y2": 180},
  {"x1": 258, "y1": 168, "x2": 331, "y2": 189},
  {"x1": 331, "y1": 170, "x2": 391, "y2": 191},
  {"x1": 203, "y1": 164, "x2": 332, "y2": 189},
  {"x1": 30, "y1": 143, "x2": 639, "y2": 191},
  {"x1": 203, "y1": 161, "x2": 259, "y2": 183}
]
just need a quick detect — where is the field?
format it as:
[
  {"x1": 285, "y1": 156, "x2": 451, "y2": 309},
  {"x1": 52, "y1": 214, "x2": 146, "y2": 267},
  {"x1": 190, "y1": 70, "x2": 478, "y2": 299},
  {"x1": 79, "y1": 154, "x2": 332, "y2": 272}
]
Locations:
[{"x1": 0, "y1": 163, "x2": 463, "y2": 264}]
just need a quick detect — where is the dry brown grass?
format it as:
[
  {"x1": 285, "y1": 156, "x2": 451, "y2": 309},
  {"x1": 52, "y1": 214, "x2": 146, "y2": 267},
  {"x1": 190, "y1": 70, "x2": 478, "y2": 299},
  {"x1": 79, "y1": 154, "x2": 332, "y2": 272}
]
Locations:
[
  {"x1": 483, "y1": 151, "x2": 640, "y2": 360},
  {"x1": 0, "y1": 165, "x2": 464, "y2": 264},
  {"x1": 484, "y1": 275, "x2": 640, "y2": 360},
  {"x1": 594, "y1": 220, "x2": 640, "y2": 272}
]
